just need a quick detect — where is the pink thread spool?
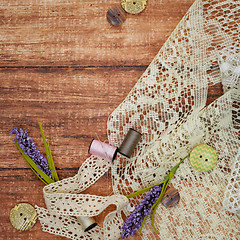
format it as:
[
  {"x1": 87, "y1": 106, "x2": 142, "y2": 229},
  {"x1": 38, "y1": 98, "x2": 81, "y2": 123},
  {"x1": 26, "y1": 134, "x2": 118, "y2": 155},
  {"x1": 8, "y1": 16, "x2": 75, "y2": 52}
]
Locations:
[{"x1": 88, "y1": 139, "x2": 117, "y2": 162}]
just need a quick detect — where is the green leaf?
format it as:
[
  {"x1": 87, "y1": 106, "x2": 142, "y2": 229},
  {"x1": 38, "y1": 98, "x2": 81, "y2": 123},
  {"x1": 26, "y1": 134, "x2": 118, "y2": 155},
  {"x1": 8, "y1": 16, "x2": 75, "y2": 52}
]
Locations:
[
  {"x1": 151, "y1": 181, "x2": 168, "y2": 232},
  {"x1": 47, "y1": 142, "x2": 59, "y2": 181},
  {"x1": 15, "y1": 141, "x2": 54, "y2": 185},
  {"x1": 150, "y1": 154, "x2": 190, "y2": 231},
  {"x1": 169, "y1": 154, "x2": 190, "y2": 176},
  {"x1": 38, "y1": 123, "x2": 59, "y2": 182},
  {"x1": 126, "y1": 182, "x2": 164, "y2": 199}
]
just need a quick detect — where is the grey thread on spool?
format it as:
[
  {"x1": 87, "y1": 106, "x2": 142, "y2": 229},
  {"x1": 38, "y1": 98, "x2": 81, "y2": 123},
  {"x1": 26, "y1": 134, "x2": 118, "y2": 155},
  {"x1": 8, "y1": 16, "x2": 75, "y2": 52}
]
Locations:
[
  {"x1": 118, "y1": 128, "x2": 142, "y2": 158},
  {"x1": 77, "y1": 216, "x2": 97, "y2": 232}
]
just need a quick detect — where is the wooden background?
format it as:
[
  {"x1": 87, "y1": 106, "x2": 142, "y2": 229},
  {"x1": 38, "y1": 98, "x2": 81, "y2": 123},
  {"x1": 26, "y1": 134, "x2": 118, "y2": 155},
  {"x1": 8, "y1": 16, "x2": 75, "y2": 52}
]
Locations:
[{"x1": 0, "y1": 0, "x2": 223, "y2": 239}]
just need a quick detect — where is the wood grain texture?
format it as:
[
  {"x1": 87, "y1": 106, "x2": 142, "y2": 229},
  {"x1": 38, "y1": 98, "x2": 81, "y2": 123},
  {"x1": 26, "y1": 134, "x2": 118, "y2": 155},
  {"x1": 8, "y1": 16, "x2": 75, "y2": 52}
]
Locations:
[
  {"x1": 0, "y1": 0, "x2": 224, "y2": 239},
  {"x1": 0, "y1": 0, "x2": 192, "y2": 66}
]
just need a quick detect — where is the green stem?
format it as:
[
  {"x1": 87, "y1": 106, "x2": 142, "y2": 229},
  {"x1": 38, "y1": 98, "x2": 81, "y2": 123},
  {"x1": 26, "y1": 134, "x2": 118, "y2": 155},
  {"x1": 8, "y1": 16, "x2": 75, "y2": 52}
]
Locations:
[
  {"x1": 38, "y1": 123, "x2": 59, "y2": 182},
  {"x1": 169, "y1": 154, "x2": 190, "y2": 177},
  {"x1": 151, "y1": 154, "x2": 190, "y2": 232},
  {"x1": 138, "y1": 215, "x2": 148, "y2": 238},
  {"x1": 127, "y1": 154, "x2": 190, "y2": 199},
  {"x1": 126, "y1": 181, "x2": 164, "y2": 199},
  {"x1": 151, "y1": 181, "x2": 168, "y2": 231}
]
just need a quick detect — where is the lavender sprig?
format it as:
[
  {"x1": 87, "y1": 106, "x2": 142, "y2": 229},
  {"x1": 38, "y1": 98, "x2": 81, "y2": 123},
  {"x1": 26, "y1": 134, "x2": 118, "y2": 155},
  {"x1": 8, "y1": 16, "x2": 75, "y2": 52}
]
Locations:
[
  {"x1": 121, "y1": 184, "x2": 163, "y2": 238},
  {"x1": 121, "y1": 154, "x2": 190, "y2": 238},
  {"x1": 10, "y1": 124, "x2": 59, "y2": 184},
  {"x1": 10, "y1": 127, "x2": 52, "y2": 178}
]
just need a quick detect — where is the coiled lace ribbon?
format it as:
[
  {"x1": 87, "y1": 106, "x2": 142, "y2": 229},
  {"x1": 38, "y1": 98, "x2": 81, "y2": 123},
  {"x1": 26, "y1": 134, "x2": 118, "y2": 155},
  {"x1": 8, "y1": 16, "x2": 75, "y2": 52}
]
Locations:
[{"x1": 36, "y1": 156, "x2": 129, "y2": 240}]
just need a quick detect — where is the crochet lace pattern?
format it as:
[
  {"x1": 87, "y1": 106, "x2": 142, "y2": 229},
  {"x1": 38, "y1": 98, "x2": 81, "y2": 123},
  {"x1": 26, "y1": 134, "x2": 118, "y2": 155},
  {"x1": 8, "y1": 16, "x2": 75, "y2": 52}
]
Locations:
[
  {"x1": 220, "y1": 45, "x2": 240, "y2": 216},
  {"x1": 36, "y1": 0, "x2": 240, "y2": 239}
]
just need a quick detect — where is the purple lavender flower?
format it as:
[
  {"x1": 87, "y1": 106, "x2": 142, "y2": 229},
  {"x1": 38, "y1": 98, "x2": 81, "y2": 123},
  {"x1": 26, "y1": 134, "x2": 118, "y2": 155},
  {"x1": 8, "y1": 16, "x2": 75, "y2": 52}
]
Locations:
[
  {"x1": 10, "y1": 127, "x2": 52, "y2": 178},
  {"x1": 121, "y1": 184, "x2": 163, "y2": 239}
]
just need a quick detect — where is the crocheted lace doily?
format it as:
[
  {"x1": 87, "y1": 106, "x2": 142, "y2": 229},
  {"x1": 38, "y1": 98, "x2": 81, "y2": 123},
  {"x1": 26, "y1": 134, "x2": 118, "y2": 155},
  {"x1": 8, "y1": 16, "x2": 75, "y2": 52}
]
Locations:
[{"x1": 36, "y1": 0, "x2": 240, "y2": 239}]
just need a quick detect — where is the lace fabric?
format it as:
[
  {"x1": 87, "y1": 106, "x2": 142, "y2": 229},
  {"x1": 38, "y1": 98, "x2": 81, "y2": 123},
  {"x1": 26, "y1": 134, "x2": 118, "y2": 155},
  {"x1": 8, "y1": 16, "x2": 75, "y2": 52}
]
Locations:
[
  {"x1": 223, "y1": 147, "x2": 240, "y2": 215},
  {"x1": 218, "y1": 45, "x2": 240, "y2": 92},
  {"x1": 36, "y1": 0, "x2": 240, "y2": 239},
  {"x1": 218, "y1": 46, "x2": 240, "y2": 216},
  {"x1": 36, "y1": 156, "x2": 129, "y2": 240},
  {"x1": 126, "y1": 89, "x2": 240, "y2": 240}
]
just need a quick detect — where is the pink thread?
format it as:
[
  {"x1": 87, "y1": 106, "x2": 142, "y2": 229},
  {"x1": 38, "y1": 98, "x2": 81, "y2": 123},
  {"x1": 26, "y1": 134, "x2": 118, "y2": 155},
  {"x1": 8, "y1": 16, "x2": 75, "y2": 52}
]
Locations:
[{"x1": 89, "y1": 139, "x2": 117, "y2": 161}]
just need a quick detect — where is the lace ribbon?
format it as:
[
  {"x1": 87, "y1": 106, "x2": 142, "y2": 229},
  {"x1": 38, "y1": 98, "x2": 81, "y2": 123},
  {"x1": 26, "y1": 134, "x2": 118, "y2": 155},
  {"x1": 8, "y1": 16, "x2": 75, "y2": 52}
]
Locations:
[{"x1": 36, "y1": 156, "x2": 129, "y2": 240}]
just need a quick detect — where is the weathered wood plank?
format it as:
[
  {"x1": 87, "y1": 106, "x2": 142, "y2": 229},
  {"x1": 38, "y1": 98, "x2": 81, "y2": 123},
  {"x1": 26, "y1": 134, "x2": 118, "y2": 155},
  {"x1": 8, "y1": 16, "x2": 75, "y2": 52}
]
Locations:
[
  {"x1": 0, "y1": 67, "x2": 142, "y2": 169},
  {"x1": 0, "y1": 0, "x2": 193, "y2": 66}
]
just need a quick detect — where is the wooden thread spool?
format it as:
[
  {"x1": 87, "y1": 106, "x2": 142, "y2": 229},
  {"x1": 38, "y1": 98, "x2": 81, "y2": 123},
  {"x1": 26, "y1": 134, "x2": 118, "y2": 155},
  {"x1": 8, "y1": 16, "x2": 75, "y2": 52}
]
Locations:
[
  {"x1": 77, "y1": 216, "x2": 97, "y2": 232},
  {"x1": 89, "y1": 139, "x2": 117, "y2": 162},
  {"x1": 118, "y1": 128, "x2": 142, "y2": 158}
]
